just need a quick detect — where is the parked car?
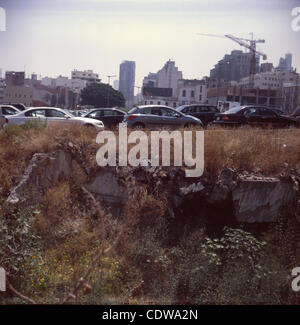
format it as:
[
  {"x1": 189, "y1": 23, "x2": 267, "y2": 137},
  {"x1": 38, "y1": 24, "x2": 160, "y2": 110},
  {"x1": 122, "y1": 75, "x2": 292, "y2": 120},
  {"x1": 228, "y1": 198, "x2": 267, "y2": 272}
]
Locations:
[
  {"x1": 291, "y1": 107, "x2": 300, "y2": 120},
  {"x1": 4, "y1": 107, "x2": 104, "y2": 130},
  {"x1": 3, "y1": 103, "x2": 27, "y2": 111},
  {"x1": 177, "y1": 104, "x2": 219, "y2": 126},
  {"x1": 0, "y1": 105, "x2": 21, "y2": 127},
  {"x1": 211, "y1": 106, "x2": 300, "y2": 128},
  {"x1": 83, "y1": 108, "x2": 126, "y2": 127},
  {"x1": 123, "y1": 105, "x2": 203, "y2": 129}
]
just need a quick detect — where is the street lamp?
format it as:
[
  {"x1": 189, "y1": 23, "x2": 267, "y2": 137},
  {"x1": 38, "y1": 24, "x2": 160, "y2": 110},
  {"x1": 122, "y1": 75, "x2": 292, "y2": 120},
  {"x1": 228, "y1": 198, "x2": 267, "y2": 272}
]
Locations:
[{"x1": 107, "y1": 75, "x2": 116, "y2": 108}]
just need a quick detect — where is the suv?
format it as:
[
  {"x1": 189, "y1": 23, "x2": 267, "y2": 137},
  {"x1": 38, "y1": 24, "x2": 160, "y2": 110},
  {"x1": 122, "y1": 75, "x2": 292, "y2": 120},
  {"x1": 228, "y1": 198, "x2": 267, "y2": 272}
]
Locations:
[
  {"x1": 177, "y1": 104, "x2": 219, "y2": 126},
  {"x1": 83, "y1": 108, "x2": 126, "y2": 127},
  {"x1": 123, "y1": 105, "x2": 203, "y2": 129}
]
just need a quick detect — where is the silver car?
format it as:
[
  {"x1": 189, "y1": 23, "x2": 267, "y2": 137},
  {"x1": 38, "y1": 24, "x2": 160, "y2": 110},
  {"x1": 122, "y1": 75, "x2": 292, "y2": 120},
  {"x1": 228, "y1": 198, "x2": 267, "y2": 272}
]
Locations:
[
  {"x1": 4, "y1": 107, "x2": 104, "y2": 130},
  {"x1": 123, "y1": 105, "x2": 203, "y2": 129},
  {"x1": 0, "y1": 105, "x2": 21, "y2": 128}
]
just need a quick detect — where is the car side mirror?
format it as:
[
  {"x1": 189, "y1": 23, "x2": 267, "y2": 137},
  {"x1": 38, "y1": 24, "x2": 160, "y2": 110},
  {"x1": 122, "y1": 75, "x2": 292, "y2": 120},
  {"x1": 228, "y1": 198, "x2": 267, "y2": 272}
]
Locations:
[{"x1": 175, "y1": 113, "x2": 181, "y2": 118}]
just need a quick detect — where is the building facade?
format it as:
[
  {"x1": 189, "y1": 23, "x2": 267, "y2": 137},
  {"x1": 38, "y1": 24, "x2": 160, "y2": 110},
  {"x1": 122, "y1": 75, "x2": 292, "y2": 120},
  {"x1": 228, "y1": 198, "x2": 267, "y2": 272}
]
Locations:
[
  {"x1": 119, "y1": 60, "x2": 136, "y2": 104},
  {"x1": 0, "y1": 79, "x2": 5, "y2": 103},
  {"x1": 238, "y1": 69, "x2": 298, "y2": 90},
  {"x1": 278, "y1": 53, "x2": 293, "y2": 71},
  {"x1": 119, "y1": 61, "x2": 135, "y2": 105},
  {"x1": 71, "y1": 69, "x2": 101, "y2": 84},
  {"x1": 210, "y1": 50, "x2": 260, "y2": 82},
  {"x1": 207, "y1": 85, "x2": 281, "y2": 108},
  {"x1": 177, "y1": 79, "x2": 207, "y2": 105}
]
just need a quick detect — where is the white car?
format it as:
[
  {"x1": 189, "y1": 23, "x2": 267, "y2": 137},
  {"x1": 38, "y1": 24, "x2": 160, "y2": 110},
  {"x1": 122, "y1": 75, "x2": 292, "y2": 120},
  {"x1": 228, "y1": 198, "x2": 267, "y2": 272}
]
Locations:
[
  {"x1": 4, "y1": 107, "x2": 104, "y2": 130},
  {"x1": 0, "y1": 105, "x2": 21, "y2": 128}
]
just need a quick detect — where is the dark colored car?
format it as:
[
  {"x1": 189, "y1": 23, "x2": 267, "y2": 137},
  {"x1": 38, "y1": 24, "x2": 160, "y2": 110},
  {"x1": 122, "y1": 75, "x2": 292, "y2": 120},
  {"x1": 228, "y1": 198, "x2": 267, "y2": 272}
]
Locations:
[
  {"x1": 177, "y1": 104, "x2": 219, "y2": 126},
  {"x1": 292, "y1": 107, "x2": 300, "y2": 120},
  {"x1": 83, "y1": 108, "x2": 126, "y2": 127},
  {"x1": 211, "y1": 106, "x2": 300, "y2": 128}
]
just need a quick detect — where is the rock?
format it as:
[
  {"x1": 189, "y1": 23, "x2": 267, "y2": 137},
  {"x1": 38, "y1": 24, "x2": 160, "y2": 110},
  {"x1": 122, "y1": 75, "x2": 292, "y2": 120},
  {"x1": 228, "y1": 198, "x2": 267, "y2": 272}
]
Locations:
[
  {"x1": 207, "y1": 168, "x2": 237, "y2": 203},
  {"x1": 232, "y1": 175, "x2": 295, "y2": 223},
  {"x1": 85, "y1": 168, "x2": 127, "y2": 215},
  {"x1": 7, "y1": 151, "x2": 72, "y2": 204},
  {"x1": 179, "y1": 182, "x2": 205, "y2": 196}
]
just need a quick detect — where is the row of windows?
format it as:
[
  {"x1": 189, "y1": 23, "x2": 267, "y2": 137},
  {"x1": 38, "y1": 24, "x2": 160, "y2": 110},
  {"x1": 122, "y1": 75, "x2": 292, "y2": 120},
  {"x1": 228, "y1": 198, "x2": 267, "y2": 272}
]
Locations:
[
  {"x1": 6, "y1": 93, "x2": 33, "y2": 99},
  {"x1": 181, "y1": 87, "x2": 203, "y2": 98},
  {"x1": 261, "y1": 83, "x2": 280, "y2": 87},
  {"x1": 144, "y1": 101, "x2": 177, "y2": 108}
]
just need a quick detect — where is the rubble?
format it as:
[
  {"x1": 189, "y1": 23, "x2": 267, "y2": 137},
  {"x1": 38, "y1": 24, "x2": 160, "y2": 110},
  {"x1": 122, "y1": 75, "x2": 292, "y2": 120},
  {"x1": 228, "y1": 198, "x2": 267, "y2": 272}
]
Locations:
[{"x1": 6, "y1": 149, "x2": 299, "y2": 225}]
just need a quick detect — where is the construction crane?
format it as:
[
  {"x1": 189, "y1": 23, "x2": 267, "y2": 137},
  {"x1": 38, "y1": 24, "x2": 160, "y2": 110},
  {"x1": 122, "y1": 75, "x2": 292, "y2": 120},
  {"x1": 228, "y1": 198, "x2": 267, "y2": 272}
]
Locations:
[{"x1": 197, "y1": 33, "x2": 267, "y2": 87}]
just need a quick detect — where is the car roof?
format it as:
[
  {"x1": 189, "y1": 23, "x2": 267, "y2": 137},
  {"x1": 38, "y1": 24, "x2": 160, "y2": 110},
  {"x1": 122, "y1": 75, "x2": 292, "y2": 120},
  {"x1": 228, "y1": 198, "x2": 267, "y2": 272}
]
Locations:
[
  {"x1": 136, "y1": 105, "x2": 175, "y2": 109},
  {"x1": 182, "y1": 104, "x2": 215, "y2": 107},
  {"x1": 0, "y1": 104, "x2": 20, "y2": 109},
  {"x1": 91, "y1": 107, "x2": 124, "y2": 111},
  {"x1": 23, "y1": 107, "x2": 69, "y2": 114}
]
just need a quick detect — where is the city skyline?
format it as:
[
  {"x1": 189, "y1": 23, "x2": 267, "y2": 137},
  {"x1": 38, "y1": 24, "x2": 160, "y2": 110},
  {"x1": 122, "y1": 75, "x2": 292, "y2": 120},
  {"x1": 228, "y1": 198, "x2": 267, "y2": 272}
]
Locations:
[{"x1": 0, "y1": 0, "x2": 299, "y2": 94}]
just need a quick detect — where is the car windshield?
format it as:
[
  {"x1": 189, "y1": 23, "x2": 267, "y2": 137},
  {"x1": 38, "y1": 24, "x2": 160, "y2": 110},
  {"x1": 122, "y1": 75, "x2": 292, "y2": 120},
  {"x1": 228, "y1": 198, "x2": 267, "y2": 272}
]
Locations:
[
  {"x1": 61, "y1": 109, "x2": 74, "y2": 117},
  {"x1": 128, "y1": 107, "x2": 139, "y2": 114},
  {"x1": 176, "y1": 105, "x2": 187, "y2": 111}
]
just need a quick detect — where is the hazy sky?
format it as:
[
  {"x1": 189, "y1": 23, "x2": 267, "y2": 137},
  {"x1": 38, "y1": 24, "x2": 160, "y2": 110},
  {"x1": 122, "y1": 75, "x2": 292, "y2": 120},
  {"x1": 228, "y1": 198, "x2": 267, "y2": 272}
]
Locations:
[{"x1": 0, "y1": 0, "x2": 299, "y2": 93}]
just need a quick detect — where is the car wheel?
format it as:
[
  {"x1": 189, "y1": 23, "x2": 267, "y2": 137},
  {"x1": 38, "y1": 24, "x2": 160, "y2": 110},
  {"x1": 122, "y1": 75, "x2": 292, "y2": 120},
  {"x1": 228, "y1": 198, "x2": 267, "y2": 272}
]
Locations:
[{"x1": 132, "y1": 123, "x2": 145, "y2": 130}]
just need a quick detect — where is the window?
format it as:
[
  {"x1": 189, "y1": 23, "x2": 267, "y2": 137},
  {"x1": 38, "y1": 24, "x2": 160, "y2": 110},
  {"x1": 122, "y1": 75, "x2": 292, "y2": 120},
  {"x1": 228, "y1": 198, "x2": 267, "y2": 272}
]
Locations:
[
  {"x1": 199, "y1": 95, "x2": 202, "y2": 101},
  {"x1": 198, "y1": 106, "x2": 210, "y2": 112},
  {"x1": 47, "y1": 109, "x2": 68, "y2": 118},
  {"x1": 190, "y1": 106, "x2": 197, "y2": 113},
  {"x1": 150, "y1": 101, "x2": 153, "y2": 105},
  {"x1": 140, "y1": 107, "x2": 152, "y2": 114},
  {"x1": 2, "y1": 107, "x2": 17, "y2": 115},
  {"x1": 173, "y1": 103, "x2": 177, "y2": 108},
  {"x1": 144, "y1": 101, "x2": 147, "y2": 105},
  {"x1": 103, "y1": 110, "x2": 115, "y2": 116},
  {"x1": 259, "y1": 108, "x2": 276, "y2": 117},
  {"x1": 88, "y1": 110, "x2": 102, "y2": 118},
  {"x1": 160, "y1": 107, "x2": 178, "y2": 117},
  {"x1": 191, "y1": 90, "x2": 195, "y2": 98},
  {"x1": 25, "y1": 109, "x2": 46, "y2": 117},
  {"x1": 182, "y1": 90, "x2": 186, "y2": 97},
  {"x1": 157, "y1": 101, "x2": 161, "y2": 105},
  {"x1": 165, "y1": 102, "x2": 168, "y2": 106},
  {"x1": 104, "y1": 110, "x2": 124, "y2": 116}
]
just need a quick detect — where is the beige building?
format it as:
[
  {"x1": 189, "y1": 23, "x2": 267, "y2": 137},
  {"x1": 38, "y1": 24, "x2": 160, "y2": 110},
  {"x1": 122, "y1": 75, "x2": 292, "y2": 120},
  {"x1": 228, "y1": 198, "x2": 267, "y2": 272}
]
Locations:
[
  {"x1": 239, "y1": 69, "x2": 298, "y2": 89},
  {"x1": 4, "y1": 85, "x2": 33, "y2": 107},
  {"x1": 177, "y1": 79, "x2": 207, "y2": 105}
]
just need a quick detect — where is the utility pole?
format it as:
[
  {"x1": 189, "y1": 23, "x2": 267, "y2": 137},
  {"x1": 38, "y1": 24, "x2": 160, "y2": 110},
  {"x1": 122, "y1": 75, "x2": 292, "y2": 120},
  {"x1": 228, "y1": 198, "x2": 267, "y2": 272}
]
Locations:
[{"x1": 106, "y1": 75, "x2": 116, "y2": 108}]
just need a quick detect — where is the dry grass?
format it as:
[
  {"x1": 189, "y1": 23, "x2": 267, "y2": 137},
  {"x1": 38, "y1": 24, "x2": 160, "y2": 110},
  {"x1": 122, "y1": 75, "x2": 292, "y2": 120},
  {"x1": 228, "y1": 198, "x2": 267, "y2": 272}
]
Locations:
[
  {"x1": 0, "y1": 124, "x2": 299, "y2": 198},
  {"x1": 1, "y1": 123, "x2": 299, "y2": 305}
]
